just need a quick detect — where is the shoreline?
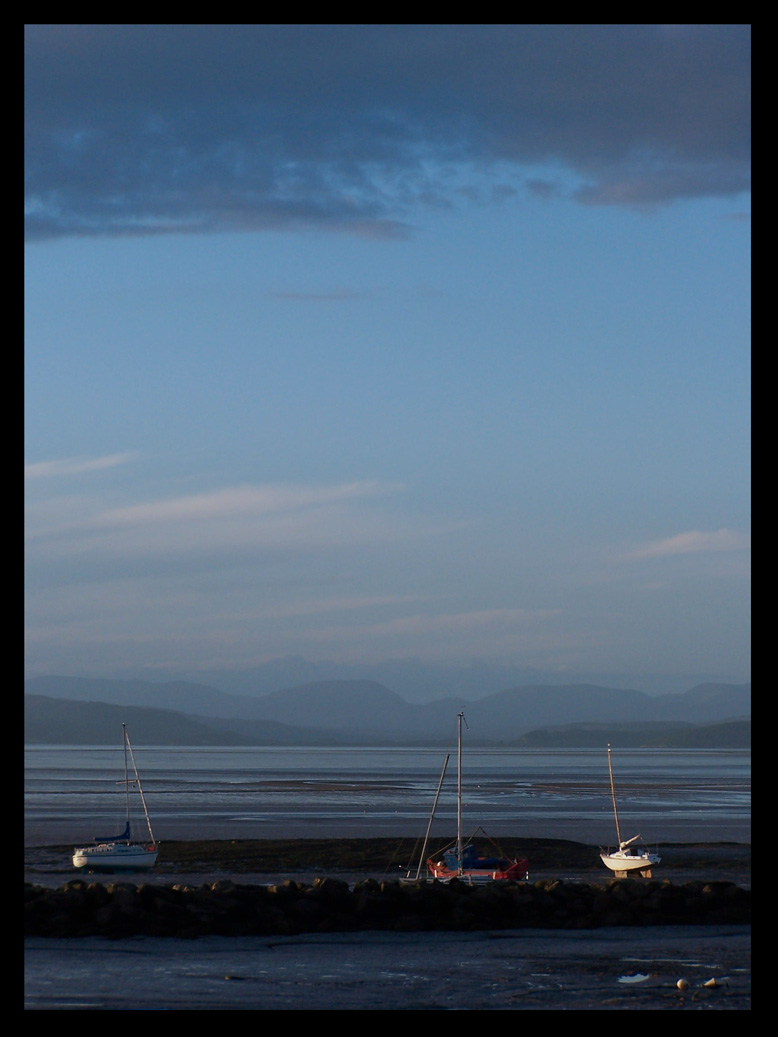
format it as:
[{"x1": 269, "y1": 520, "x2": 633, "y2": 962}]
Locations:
[
  {"x1": 25, "y1": 836, "x2": 751, "y2": 889},
  {"x1": 25, "y1": 837, "x2": 752, "y2": 950}
]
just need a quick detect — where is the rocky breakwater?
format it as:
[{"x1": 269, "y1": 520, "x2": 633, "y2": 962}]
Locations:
[{"x1": 25, "y1": 874, "x2": 750, "y2": 939}]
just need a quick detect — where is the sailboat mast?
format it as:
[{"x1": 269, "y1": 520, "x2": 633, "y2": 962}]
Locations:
[
  {"x1": 125, "y1": 728, "x2": 157, "y2": 846},
  {"x1": 606, "y1": 743, "x2": 622, "y2": 847},
  {"x1": 414, "y1": 753, "x2": 449, "y2": 879},
  {"x1": 122, "y1": 722, "x2": 130, "y2": 833},
  {"x1": 456, "y1": 711, "x2": 463, "y2": 873}
]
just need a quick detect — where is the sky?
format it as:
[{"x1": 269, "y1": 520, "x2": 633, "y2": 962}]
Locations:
[{"x1": 24, "y1": 25, "x2": 751, "y2": 694}]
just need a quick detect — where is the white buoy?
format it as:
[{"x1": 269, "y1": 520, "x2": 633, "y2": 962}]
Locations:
[{"x1": 676, "y1": 978, "x2": 689, "y2": 990}]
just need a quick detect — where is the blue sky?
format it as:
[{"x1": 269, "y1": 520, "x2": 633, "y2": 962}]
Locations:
[{"x1": 24, "y1": 25, "x2": 751, "y2": 692}]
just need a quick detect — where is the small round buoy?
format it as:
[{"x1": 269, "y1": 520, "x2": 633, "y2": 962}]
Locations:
[{"x1": 676, "y1": 978, "x2": 689, "y2": 990}]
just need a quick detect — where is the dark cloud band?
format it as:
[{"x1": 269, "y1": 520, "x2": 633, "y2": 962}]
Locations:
[{"x1": 25, "y1": 24, "x2": 751, "y2": 241}]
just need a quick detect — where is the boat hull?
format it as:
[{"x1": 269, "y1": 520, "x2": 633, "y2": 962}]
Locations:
[
  {"x1": 600, "y1": 850, "x2": 660, "y2": 877},
  {"x1": 427, "y1": 857, "x2": 529, "y2": 884},
  {"x1": 72, "y1": 843, "x2": 158, "y2": 871}
]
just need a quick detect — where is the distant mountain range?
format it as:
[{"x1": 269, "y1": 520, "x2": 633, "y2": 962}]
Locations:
[
  {"x1": 24, "y1": 675, "x2": 751, "y2": 747},
  {"x1": 76, "y1": 655, "x2": 746, "y2": 701}
]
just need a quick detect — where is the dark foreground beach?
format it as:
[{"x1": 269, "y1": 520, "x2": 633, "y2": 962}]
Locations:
[
  {"x1": 25, "y1": 837, "x2": 755, "y2": 1007},
  {"x1": 24, "y1": 838, "x2": 751, "y2": 1010},
  {"x1": 25, "y1": 925, "x2": 751, "y2": 1010}
]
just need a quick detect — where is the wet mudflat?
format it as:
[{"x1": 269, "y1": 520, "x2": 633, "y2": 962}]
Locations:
[{"x1": 24, "y1": 925, "x2": 750, "y2": 1010}]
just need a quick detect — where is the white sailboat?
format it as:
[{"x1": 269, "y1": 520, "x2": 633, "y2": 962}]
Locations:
[
  {"x1": 72, "y1": 723, "x2": 159, "y2": 871},
  {"x1": 599, "y1": 743, "x2": 660, "y2": 878},
  {"x1": 423, "y1": 712, "x2": 529, "y2": 883}
]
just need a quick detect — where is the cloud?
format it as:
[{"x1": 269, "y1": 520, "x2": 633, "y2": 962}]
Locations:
[
  {"x1": 24, "y1": 24, "x2": 750, "y2": 241},
  {"x1": 306, "y1": 607, "x2": 564, "y2": 649},
  {"x1": 24, "y1": 479, "x2": 411, "y2": 573},
  {"x1": 298, "y1": 605, "x2": 571, "y2": 662},
  {"x1": 267, "y1": 288, "x2": 369, "y2": 302},
  {"x1": 260, "y1": 594, "x2": 430, "y2": 620},
  {"x1": 361, "y1": 607, "x2": 562, "y2": 637},
  {"x1": 622, "y1": 528, "x2": 747, "y2": 561},
  {"x1": 24, "y1": 453, "x2": 138, "y2": 479},
  {"x1": 90, "y1": 481, "x2": 403, "y2": 529}
]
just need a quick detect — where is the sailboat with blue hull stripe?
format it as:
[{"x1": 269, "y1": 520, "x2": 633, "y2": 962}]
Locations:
[{"x1": 72, "y1": 723, "x2": 159, "y2": 872}]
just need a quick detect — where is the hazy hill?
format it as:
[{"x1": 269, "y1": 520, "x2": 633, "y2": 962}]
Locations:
[
  {"x1": 25, "y1": 694, "x2": 751, "y2": 749},
  {"x1": 23, "y1": 694, "x2": 340, "y2": 746},
  {"x1": 24, "y1": 693, "x2": 751, "y2": 748},
  {"x1": 654, "y1": 682, "x2": 753, "y2": 721},
  {"x1": 24, "y1": 675, "x2": 266, "y2": 720},
  {"x1": 430, "y1": 683, "x2": 655, "y2": 738},
  {"x1": 24, "y1": 675, "x2": 750, "y2": 743},
  {"x1": 238, "y1": 679, "x2": 413, "y2": 735},
  {"x1": 155, "y1": 654, "x2": 744, "y2": 700}
]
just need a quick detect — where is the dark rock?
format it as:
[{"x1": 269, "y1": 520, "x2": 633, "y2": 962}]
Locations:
[{"x1": 23, "y1": 877, "x2": 751, "y2": 938}]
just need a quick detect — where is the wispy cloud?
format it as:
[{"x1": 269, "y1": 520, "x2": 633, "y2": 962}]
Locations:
[
  {"x1": 361, "y1": 608, "x2": 562, "y2": 637},
  {"x1": 297, "y1": 605, "x2": 572, "y2": 663},
  {"x1": 259, "y1": 594, "x2": 429, "y2": 620},
  {"x1": 24, "y1": 453, "x2": 138, "y2": 479},
  {"x1": 25, "y1": 24, "x2": 750, "y2": 242},
  {"x1": 267, "y1": 288, "x2": 369, "y2": 302},
  {"x1": 91, "y1": 481, "x2": 403, "y2": 530},
  {"x1": 622, "y1": 528, "x2": 748, "y2": 561},
  {"x1": 25, "y1": 479, "x2": 413, "y2": 572}
]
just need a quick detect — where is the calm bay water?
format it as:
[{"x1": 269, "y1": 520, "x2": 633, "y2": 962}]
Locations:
[{"x1": 24, "y1": 744, "x2": 751, "y2": 846}]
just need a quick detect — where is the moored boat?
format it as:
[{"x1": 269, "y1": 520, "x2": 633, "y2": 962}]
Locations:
[
  {"x1": 426, "y1": 839, "x2": 530, "y2": 883},
  {"x1": 413, "y1": 712, "x2": 529, "y2": 884},
  {"x1": 72, "y1": 723, "x2": 158, "y2": 872},
  {"x1": 599, "y1": 743, "x2": 660, "y2": 878}
]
